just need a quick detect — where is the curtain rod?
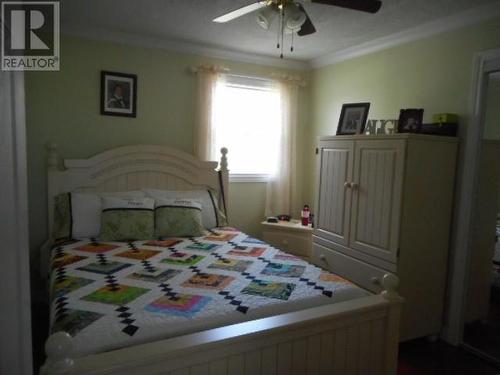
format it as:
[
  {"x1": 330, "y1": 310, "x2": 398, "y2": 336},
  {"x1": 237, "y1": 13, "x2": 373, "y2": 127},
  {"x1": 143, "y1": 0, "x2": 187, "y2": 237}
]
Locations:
[
  {"x1": 190, "y1": 64, "x2": 306, "y2": 86},
  {"x1": 190, "y1": 64, "x2": 229, "y2": 74},
  {"x1": 225, "y1": 72, "x2": 306, "y2": 87}
]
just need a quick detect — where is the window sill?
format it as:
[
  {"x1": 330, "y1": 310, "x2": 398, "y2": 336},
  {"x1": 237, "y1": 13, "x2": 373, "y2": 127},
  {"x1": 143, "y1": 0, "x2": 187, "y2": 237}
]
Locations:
[{"x1": 229, "y1": 174, "x2": 271, "y2": 183}]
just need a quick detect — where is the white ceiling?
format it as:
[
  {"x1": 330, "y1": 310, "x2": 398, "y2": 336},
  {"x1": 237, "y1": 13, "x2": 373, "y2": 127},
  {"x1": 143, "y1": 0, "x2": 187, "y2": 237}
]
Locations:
[{"x1": 60, "y1": 0, "x2": 500, "y2": 64}]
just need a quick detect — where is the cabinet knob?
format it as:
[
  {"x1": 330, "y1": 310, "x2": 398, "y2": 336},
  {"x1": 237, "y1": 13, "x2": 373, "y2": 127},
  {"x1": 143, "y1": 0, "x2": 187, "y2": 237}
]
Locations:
[
  {"x1": 344, "y1": 181, "x2": 351, "y2": 188},
  {"x1": 371, "y1": 277, "x2": 380, "y2": 285},
  {"x1": 319, "y1": 254, "x2": 326, "y2": 261}
]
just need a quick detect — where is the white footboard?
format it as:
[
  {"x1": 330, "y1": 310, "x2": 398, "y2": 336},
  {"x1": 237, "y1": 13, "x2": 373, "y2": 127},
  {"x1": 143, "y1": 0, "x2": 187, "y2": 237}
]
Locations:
[{"x1": 42, "y1": 274, "x2": 402, "y2": 375}]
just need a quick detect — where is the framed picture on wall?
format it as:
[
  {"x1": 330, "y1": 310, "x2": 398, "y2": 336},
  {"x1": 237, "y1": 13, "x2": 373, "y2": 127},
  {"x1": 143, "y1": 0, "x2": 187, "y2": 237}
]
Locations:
[
  {"x1": 101, "y1": 71, "x2": 137, "y2": 117},
  {"x1": 336, "y1": 102, "x2": 370, "y2": 135}
]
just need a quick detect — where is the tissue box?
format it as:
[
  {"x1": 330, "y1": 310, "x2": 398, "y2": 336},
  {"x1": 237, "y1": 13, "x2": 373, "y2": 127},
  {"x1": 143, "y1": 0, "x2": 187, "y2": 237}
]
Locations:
[{"x1": 433, "y1": 113, "x2": 458, "y2": 124}]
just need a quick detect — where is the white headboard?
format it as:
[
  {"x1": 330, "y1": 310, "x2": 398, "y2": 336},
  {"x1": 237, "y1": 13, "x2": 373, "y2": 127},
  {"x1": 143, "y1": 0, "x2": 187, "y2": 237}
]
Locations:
[{"x1": 45, "y1": 143, "x2": 229, "y2": 237}]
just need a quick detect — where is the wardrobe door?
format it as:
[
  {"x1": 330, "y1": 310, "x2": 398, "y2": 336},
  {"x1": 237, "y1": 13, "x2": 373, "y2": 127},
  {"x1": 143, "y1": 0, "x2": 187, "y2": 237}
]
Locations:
[
  {"x1": 349, "y1": 140, "x2": 405, "y2": 263},
  {"x1": 315, "y1": 140, "x2": 354, "y2": 246}
]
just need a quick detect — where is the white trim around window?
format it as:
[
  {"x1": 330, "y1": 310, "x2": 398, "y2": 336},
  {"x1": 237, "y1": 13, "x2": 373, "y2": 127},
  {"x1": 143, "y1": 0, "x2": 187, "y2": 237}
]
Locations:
[
  {"x1": 229, "y1": 173, "x2": 272, "y2": 183},
  {"x1": 213, "y1": 74, "x2": 282, "y2": 178}
]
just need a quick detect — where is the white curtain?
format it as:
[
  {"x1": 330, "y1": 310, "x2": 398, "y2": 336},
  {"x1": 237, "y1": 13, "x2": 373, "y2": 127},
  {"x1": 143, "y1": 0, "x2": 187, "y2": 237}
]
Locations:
[
  {"x1": 192, "y1": 65, "x2": 227, "y2": 161},
  {"x1": 265, "y1": 79, "x2": 300, "y2": 217}
]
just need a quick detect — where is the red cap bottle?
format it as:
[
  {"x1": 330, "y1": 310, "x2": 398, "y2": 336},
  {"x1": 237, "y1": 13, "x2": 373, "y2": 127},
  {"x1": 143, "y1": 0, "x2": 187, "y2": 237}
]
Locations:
[{"x1": 301, "y1": 205, "x2": 310, "y2": 226}]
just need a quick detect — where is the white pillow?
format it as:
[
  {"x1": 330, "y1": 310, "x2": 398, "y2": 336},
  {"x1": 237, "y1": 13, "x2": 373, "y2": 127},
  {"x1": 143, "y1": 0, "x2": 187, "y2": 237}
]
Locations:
[
  {"x1": 102, "y1": 196, "x2": 154, "y2": 210},
  {"x1": 143, "y1": 189, "x2": 220, "y2": 229},
  {"x1": 71, "y1": 191, "x2": 146, "y2": 239}
]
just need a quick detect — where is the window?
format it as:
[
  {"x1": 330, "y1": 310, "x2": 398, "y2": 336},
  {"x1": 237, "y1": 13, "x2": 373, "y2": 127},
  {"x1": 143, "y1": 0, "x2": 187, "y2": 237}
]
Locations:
[{"x1": 212, "y1": 75, "x2": 282, "y2": 182}]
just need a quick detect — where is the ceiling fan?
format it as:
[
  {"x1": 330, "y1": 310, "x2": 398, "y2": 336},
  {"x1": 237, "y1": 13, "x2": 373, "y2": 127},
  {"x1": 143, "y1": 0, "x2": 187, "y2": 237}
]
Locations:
[{"x1": 213, "y1": 0, "x2": 382, "y2": 58}]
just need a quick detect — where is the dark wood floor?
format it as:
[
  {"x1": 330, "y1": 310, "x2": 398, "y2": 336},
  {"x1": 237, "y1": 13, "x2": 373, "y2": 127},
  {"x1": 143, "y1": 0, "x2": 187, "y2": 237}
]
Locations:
[
  {"x1": 463, "y1": 285, "x2": 500, "y2": 360},
  {"x1": 31, "y1": 298, "x2": 49, "y2": 374},
  {"x1": 398, "y1": 338, "x2": 500, "y2": 375}
]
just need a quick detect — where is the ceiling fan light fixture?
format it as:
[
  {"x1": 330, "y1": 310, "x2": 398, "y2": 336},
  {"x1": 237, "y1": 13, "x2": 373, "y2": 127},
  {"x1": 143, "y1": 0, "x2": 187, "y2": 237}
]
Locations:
[
  {"x1": 284, "y1": 4, "x2": 306, "y2": 31},
  {"x1": 256, "y1": 6, "x2": 277, "y2": 30}
]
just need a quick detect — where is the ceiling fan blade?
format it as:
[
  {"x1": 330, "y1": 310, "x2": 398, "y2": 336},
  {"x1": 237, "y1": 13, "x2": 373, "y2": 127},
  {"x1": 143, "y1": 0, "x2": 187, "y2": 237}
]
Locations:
[
  {"x1": 297, "y1": 4, "x2": 316, "y2": 36},
  {"x1": 311, "y1": 0, "x2": 382, "y2": 14},
  {"x1": 213, "y1": 2, "x2": 269, "y2": 23}
]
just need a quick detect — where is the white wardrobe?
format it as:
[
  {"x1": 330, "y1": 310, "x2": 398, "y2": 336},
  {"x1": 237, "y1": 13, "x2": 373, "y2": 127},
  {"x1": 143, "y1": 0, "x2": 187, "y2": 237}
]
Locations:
[{"x1": 312, "y1": 134, "x2": 457, "y2": 341}]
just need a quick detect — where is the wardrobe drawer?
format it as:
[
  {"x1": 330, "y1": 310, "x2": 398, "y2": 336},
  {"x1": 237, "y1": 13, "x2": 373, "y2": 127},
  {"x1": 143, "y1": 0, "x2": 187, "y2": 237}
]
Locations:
[{"x1": 312, "y1": 242, "x2": 390, "y2": 293}]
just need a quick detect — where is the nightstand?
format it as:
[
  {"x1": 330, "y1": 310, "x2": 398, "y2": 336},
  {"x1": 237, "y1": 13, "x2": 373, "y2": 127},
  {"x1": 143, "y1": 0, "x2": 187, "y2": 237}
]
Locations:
[{"x1": 261, "y1": 220, "x2": 313, "y2": 260}]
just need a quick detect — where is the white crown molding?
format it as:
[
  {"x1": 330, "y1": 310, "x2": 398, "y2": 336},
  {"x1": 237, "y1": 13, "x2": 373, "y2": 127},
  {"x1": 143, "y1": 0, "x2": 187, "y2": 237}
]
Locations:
[
  {"x1": 311, "y1": 1, "x2": 500, "y2": 69},
  {"x1": 62, "y1": 1, "x2": 500, "y2": 72},
  {"x1": 61, "y1": 23, "x2": 311, "y2": 71}
]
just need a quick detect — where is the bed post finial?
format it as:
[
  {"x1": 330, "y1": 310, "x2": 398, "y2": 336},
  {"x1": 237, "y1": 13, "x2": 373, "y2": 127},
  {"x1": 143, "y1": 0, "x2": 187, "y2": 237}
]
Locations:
[
  {"x1": 218, "y1": 147, "x2": 229, "y2": 222},
  {"x1": 381, "y1": 273, "x2": 400, "y2": 301},
  {"x1": 40, "y1": 332, "x2": 74, "y2": 375},
  {"x1": 46, "y1": 141, "x2": 62, "y2": 171},
  {"x1": 220, "y1": 147, "x2": 228, "y2": 172}
]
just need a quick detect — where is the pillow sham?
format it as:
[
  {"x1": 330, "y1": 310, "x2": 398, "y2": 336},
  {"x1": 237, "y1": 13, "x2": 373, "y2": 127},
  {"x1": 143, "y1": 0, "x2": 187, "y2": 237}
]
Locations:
[
  {"x1": 52, "y1": 192, "x2": 72, "y2": 241},
  {"x1": 99, "y1": 197, "x2": 154, "y2": 241},
  {"x1": 155, "y1": 198, "x2": 205, "y2": 238},
  {"x1": 144, "y1": 189, "x2": 227, "y2": 229},
  {"x1": 71, "y1": 191, "x2": 146, "y2": 239}
]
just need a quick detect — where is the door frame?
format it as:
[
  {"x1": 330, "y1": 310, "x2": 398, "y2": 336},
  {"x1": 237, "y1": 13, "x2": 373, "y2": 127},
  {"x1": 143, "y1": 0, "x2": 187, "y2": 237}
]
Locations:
[
  {"x1": 443, "y1": 47, "x2": 500, "y2": 345},
  {"x1": 0, "y1": 70, "x2": 33, "y2": 374}
]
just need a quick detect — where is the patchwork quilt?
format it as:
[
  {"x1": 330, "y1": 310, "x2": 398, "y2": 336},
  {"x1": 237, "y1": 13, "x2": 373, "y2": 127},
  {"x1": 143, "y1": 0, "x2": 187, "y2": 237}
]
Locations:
[{"x1": 49, "y1": 227, "x2": 370, "y2": 355}]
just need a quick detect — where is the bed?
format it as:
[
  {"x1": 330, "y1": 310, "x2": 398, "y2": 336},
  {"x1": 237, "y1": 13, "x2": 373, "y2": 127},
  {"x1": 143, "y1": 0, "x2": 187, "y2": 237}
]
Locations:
[{"x1": 40, "y1": 143, "x2": 402, "y2": 375}]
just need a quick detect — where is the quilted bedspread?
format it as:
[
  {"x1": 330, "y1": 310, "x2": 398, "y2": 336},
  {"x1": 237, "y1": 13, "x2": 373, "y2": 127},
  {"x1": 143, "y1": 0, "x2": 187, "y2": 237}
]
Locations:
[{"x1": 49, "y1": 227, "x2": 370, "y2": 355}]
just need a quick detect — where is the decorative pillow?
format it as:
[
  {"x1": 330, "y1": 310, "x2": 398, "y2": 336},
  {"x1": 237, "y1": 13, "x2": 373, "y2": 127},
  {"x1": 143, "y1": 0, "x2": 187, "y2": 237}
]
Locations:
[
  {"x1": 144, "y1": 189, "x2": 227, "y2": 229},
  {"x1": 71, "y1": 191, "x2": 146, "y2": 238},
  {"x1": 99, "y1": 197, "x2": 154, "y2": 241},
  {"x1": 155, "y1": 198, "x2": 206, "y2": 238},
  {"x1": 53, "y1": 193, "x2": 72, "y2": 240}
]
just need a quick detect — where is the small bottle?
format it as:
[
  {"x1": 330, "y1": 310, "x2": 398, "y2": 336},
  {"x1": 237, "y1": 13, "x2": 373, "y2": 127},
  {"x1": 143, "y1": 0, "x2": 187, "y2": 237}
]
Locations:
[{"x1": 301, "y1": 205, "x2": 310, "y2": 226}]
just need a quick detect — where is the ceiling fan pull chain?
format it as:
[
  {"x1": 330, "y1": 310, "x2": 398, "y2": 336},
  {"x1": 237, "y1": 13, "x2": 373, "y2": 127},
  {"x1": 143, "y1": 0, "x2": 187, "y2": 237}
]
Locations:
[
  {"x1": 277, "y1": 4, "x2": 283, "y2": 50},
  {"x1": 280, "y1": 30, "x2": 284, "y2": 58},
  {"x1": 280, "y1": 4, "x2": 284, "y2": 58},
  {"x1": 276, "y1": 17, "x2": 280, "y2": 49}
]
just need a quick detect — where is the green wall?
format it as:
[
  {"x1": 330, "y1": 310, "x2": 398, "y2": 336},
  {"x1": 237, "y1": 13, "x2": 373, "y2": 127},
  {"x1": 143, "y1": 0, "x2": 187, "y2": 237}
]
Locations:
[
  {"x1": 25, "y1": 35, "x2": 309, "y2": 274},
  {"x1": 26, "y1": 18, "x2": 500, "y2": 277},
  {"x1": 306, "y1": 18, "x2": 500, "y2": 203}
]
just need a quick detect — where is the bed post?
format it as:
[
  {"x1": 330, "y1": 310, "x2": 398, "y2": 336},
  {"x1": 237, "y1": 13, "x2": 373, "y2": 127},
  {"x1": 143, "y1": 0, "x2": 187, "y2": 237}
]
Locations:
[
  {"x1": 40, "y1": 332, "x2": 74, "y2": 375},
  {"x1": 381, "y1": 273, "x2": 403, "y2": 375},
  {"x1": 41, "y1": 142, "x2": 63, "y2": 279},
  {"x1": 219, "y1": 147, "x2": 229, "y2": 218},
  {"x1": 47, "y1": 141, "x2": 62, "y2": 171},
  {"x1": 46, "y1": 142, "x2": 63, "y2": 236}
]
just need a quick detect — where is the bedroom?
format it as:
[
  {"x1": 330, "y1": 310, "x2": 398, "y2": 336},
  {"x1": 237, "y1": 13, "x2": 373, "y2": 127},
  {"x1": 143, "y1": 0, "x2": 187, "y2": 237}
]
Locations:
[{"x1": 1, "y1": 0, "x2": 500, "y2": 374}]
